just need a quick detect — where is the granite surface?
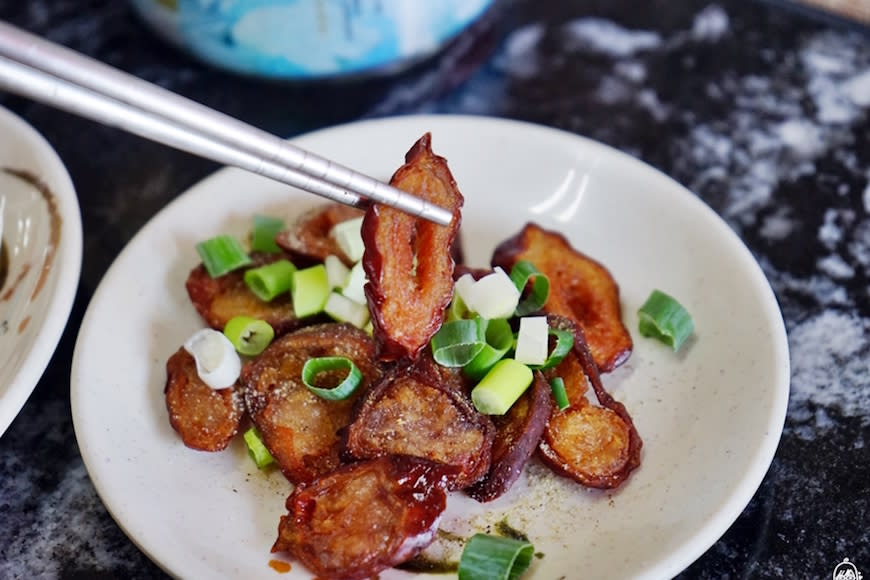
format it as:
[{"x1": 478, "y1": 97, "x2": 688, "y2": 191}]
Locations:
[{"x1": 1, "y1": 0, "x2": 869, "y2": 578}]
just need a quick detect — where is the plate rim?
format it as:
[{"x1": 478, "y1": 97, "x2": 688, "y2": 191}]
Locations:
[
  {"x1": 71, "y1": 113, "x2": 790, "y2": 579},
  {"x1": 0, "y1": 104, "x2": 83, "y2": 438}
]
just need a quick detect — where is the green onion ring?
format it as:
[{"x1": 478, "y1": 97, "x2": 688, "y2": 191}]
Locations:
[
  {"x1": 446, "y1": 293, "x2": 473, "y2": 322},
  {"x1": 301, "y1": 356, "x2": 363, "y2": 401},
  {"x1": 638, "y1": 289, "x2": 694, "y2": 351},
  {"x1": 527, "y1": 328, "x2": 574, "y2": 370},
  {"x1": 430, "y1": 318, "x2": 487, "y2": 367},
  {"x1": 196, "y1": 234, "x2": 252, "y2": 278},
  {"x1": 243, "y1": 259, "x2": 296, "y2": 302},
  {"x1": 464, "y1": 318, "x2": 514, "y2": 381},
  {"x1": 458, "y1": 533, "x2": 535, "y2": 580},
  {"x1": 509, "y1": 260, "x2": 550, "y2": 316},
  {"x1": 470, "y1": 359, "x2": 534, "y2": 415},
  {"x1": 223, "y1": 315, "x2": 275, "y2": 356},
  {"x1": 250, "y1": 214, "x2": 286, "y2": 254}
]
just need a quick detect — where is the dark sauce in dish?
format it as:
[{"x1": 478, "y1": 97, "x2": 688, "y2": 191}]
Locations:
[
  {"x1": 0, "y1": 240, "x2": 7, "y2": 292},
  {"x1": 2, "y1": 168, "x2": 63, "y2": 300},
  {"x1": 0, "y1": 168, "x2": 64, "y2": 335}
]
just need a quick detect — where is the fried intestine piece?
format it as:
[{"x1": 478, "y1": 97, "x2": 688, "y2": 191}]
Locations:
[
  {"x1": 537, "y1": 315, "x2": 643, "y2": 489},
  {"x1": 185, "y1": 252, "x2": 304, "y2": 337},
  {"x1": 164, "y1": 347, "x2": 244, "y2": 452},
  {"x1": 491, "y1": 222, "x2": 632, "y2": 372},
  {"x1": 465, "y1": 371, "x2": 554, "y2": 503},
  {"x1": 272, "y1": 455, "x2": 452, "y2": 580},
  {"x1": 362, "y1": 133, "x2": 464, "y2": 362},
  {"x1": 274, "y1": 203, "x2": 364, "y2": 266},
  {"x1": 240, "y1": 323, "x2": 383, "y2": 484},
  {"x1": 342, "y1": 354, "x2": 494, "y2": 491}
]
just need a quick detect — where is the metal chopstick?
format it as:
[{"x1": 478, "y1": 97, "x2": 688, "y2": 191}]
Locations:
[{"x1": 0, "y1": 21, "x2": 453, "y2": 226}]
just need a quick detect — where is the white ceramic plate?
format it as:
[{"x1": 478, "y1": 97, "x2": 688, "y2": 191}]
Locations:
[
  {"x1": 0, "y1": 105, "x2": 82, "y2": 437},
  {"x1": 71, "y1": 115, "x2": 789, "y2": 579}
]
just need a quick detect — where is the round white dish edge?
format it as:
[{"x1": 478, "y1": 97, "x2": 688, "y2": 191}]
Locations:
[
  {"x1": 70, "y1": 114, "x2": 790, "y2": 579},
  {"x1": 0, "y1": 105, "x2": 83, "y2": 438}
]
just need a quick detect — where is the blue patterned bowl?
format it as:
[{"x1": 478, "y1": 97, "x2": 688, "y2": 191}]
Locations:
[{"x1": 130, "y1": 0, "x2": 494, "y2": 79}]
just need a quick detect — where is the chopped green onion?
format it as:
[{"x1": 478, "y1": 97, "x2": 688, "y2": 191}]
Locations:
[
  {"x1": 341, "y1": 261, "x2": 368, "y2": 305},
  {"x1": 510, "y1": 260, "x2": 550, "y2": 316},
  {"x1": 529, "y1": 328, "x2": 574, "y2": 370},
  {"x1": 243, "y1": 259, "x2": 296, "y2": 302},
  {"x1": 292, "y1": 264, "x2": 330, "y2": 317},
  {"x1": 223, "y1": 316, "x2": 275, "y2": 356},
  {"x1": 638, "y1": 289, "x2": 694, "y2": 351},
  {"x1": 243, "y1": 427, "x2": 274, "y2": 469},
  {"x1": 458, "y1": 533, "x2": 535, "y2": 580},
  {"x1": 196, "y1": 235, "x2": 252, "y2": 278},
  {"x1": 250, "y1": 215, "x2": 285, "y2": 253},
  {"x1": 324, "y1": 291, "x2": 370, "y2": 329},
  {"x1": 456, "y1": 268, "x2": 521, "y2": 320},
  {"x1": 430, "y1": 318, "x2": 487, "y2": 367},
  {"x1": 446, "y1": 291, "x2": 473, "y2": 322},
  {"x1": 464, "y1": 318, "x2": 514, "y2": 381},
  {"x1": 330, "y1": 216, "x2": 366, "y2": 263},
  {"x1": 470, "y1": 359, "x2": 534, "y2": 415},
  {"x1": 301, "y1": 356, "x2": 363, "y2": 400},
  {"x1": 549, "y1": 377, "x2": 570, "y2": 410},
  {"x1": 324, "y1": 254, "x2": 350, "y2": 289},
  {"x1": 514, "y1": 316, "x2": 549, "y2": 366}
]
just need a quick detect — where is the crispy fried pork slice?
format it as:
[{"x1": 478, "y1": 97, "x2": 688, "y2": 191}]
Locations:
[
  {"x1": 164, "y1": 347, "x2": 243, "y2": 452},
  {"x1": 272, "y1": 455, "x2": 452, "y2": 580},
  {"x1": 185, "y1": 252, "x2": 304, "y2": 337},
  {"x1": 362, "y1": 133, "x2": 464, "y2": 361},
  {"x1": 343, "y1": 354, "x2": 493, "y2": 490},
  {"x1": 240, "y1": 323, "x2": 383, "y2": 484},
  {"x1": 491, "y1": 222, "x2": 632, "y2": 372},
  {"x1": 274, "y1": 203, "x2": 364, "y2": 266},
  {"x1": 465, "y1": 371, "x2": 554, "y2": 502},
  {"x1": 537, "y1": 315, "x2": 642, "y2": 489}
]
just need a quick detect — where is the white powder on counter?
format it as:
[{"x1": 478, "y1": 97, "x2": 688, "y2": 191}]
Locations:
[
  {"x1": 788, "y1": 310, "x2": 870, "y2": 425},
  {"x1": 562, "y1": 18, "x2": 662, "y2": 57},
  {"x1": 691, "y1": 4, "x2": 730, "y2": 42}
]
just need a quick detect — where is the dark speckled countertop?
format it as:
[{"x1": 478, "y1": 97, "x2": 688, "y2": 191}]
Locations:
[{"x1": 1, "y1": 0, "x2": 869, "y2": 578}]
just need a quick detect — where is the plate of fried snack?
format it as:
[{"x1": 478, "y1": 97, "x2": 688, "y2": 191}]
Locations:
[{"x1": 71, "y1": 115, "x2": 789, "y2": 579}]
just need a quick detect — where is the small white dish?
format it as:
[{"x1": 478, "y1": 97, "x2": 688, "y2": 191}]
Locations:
[
  {"x1": 71, "y1": 115, "x2": 789, "y2": 579},
  {"x1": 0, "y1": 105, "x2": 82, "y2": 437}
]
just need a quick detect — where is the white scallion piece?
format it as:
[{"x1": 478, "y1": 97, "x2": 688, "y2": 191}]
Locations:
[
  {"x1": 329, "y1": 216, "x2": 365, "y2": 263},
  {"x1": 341, "y1": 261, "x2": 368, "y2": 305},
  {"x1": 183, "y1": 328, "x2": 242, "y2": 389},
  {"x1": 324, "y1": 291, "x2": 370, "y2": 329},
  {"x1": 514, "y1": 316, "x2": 549, "y2": 366},
  {"x1": 459, "y1": 267, "x2": 520, "y2": 320},
  {"x1": 324, "y1": 254, "x2": 350, "y2": 289},
  {"x1": 453, "y1": 273, "x2": 476, "y2": 305}
]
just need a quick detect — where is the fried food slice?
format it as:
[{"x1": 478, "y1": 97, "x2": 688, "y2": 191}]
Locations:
[
  {"x1": 164, "y1": 347, "x2": 243, "y2": 452},
  {"x1": 538, "y1": 315, "x2": 642, "y2": 488},
  {"x1": 185, "y1": 252, "x2": 304, "y2": 337},
  {"x1": 362, "y1": 133, "x2": 464, "y2": 361},
  {"x1": 272, "y1": 455, "x2": 452, "y2": 580},
  {"x1": 465, "y1": 371, "x2": 554, "y2": 502},
  {"x1": 540, "y1": 405, "x2": 633, "y2": 488},
  {"x1": 275, "y1": 203, "x2": 364, "y2": 266},
  {"x1": 343, "y1": 354, "x2": 493, "y2": 490},
  {"x1": 491, "y1": 223, "x2": 632, "y2": 372},
  {"x1": 240, "y1": 323, "x2": 383, "y2": 484}
]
